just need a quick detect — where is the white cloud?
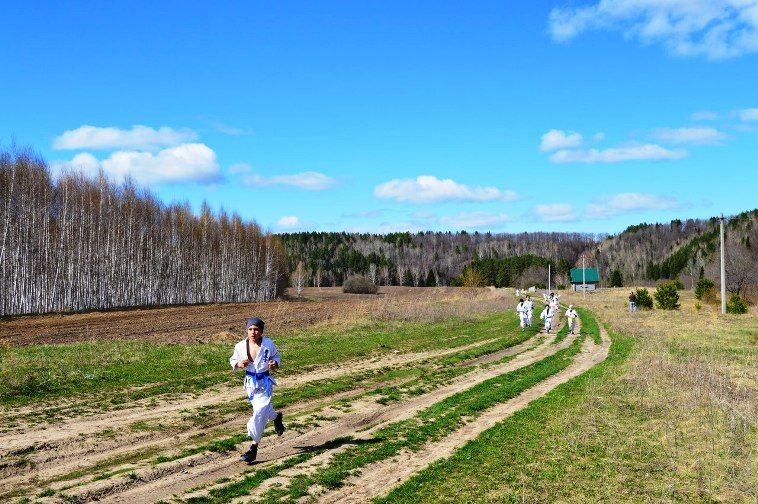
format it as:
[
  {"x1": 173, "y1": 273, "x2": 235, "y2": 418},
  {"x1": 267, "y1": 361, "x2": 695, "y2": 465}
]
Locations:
[
  {"x1": 548, "y1": 0, "x2": 758, "y2": 60},
  {"x1": 592, "y1": 132, "x2": 606, "y2": 142},
  {"x1": 52, "y1": 143, "x2": 222, "y2": 185},
  {"x1": 651, "y1": 126, "x2": 728, "y2": 144},
  {"x1": 52, "y1": 152, "x2": 101, "y2": 178},
  {"x1": 228, "y1": 163, "x2": 252, "y2": 174},
  {"x1": 549, "y1": 144, "x2": 687, "y2": 163},
  {"x1": 534, "y1": 204, "x2": 576, "y2": 222},
  {"x1": 540, "y1": 129, "x2": 583, "y2": 152},
  {"x1": 586, "y1": 193, "x2": 681, "y2": 219},
  {"x1": 690, "y1": 110, "x2": 719, "y2": 121},
  {"x1": 211, "y1": 122, "x2": 254, "y2": 136},
  {"x1": 438, "y1": 211, "x2": 510, "y2": 229},
  {"x1": 739, "y1": 107, "x2": 758, "y2": 121},
  {"x1": 53, "y1": 125, "x2": 197, "y2": 151},
  {"x1": 374, "y1": 175, "x2": 518, "y2": 203},
  {"x1": 276, "y1": 216, "x2": 300, "y2": 228},
  {"x1": 243, "y1": 171, "x2": 336, "y2": 191}
]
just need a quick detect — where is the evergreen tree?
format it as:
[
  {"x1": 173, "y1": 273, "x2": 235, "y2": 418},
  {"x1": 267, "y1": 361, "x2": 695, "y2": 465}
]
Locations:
[
  {"x1": 609, "y1": 269, "x2": 623, "y2": 287},
  {"x1": 425, "y1": 269, "x2": 436, "y2": 287}
]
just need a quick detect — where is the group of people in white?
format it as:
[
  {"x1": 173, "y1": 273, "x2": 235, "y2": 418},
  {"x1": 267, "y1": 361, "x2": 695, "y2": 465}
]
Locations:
[
  {"x1": 515, "y1": 294, "x2": 535, "y2": 329},
  {"x1": 516, "y1": 292, "x2": 578, "y2": 334}
]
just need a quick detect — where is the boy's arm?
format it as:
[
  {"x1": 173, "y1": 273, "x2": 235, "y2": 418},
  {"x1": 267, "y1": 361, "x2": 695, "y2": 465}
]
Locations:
[
  {"x1": 268, "y1": 340, "x2": 281, "y2": 369},
  {"x1": 230, "y1": 344, "x2": 248, "y2": 370}
]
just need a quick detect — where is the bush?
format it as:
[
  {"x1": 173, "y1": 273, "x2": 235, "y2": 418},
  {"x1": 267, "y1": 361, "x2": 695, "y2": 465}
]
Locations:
[
  {"x1": 726, "y1": 293, "x2": 748, "y2": 314},
  {"x1": 556, "y1": 284, "x2": 565, "y2": 290},
  {"x1": 695, "y1": 278, "x2": 716, "y2": 299},
  {"x1": 672, "y1": 278, "x2": 685, "y2": 290},
  {"x1": 460, "y1": 268, "x2": 485, "y2": 288},
  {"x1": 654, "y1": 282, "x2": 680, "y2": 310},
  {"x1": 342, "y1": 275, "x2": 378, "y2": 294},
  {"x1": 634, "y1": 288, "x2": 654, "y2": 310}
]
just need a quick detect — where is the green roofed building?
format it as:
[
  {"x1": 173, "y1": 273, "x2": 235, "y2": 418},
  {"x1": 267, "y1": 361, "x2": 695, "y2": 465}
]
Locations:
[{"x1": 570, "y1": 267, "x2": 600, "y2": 291}]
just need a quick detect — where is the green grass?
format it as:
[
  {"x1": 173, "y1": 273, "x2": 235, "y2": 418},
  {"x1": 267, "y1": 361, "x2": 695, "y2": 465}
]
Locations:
[
  {"x1": 378, "y1": 326, "x2": 630, "y2": 503},
  {"x1": 0, "y1": 341, "x2": 234, "y2": 406},
  {"x1": 552, "y1": 317, "x2": 570, "y2": 344},
  {"x1": 0, "y1": 312, "x2": 520, "y2": 408},
  {"x1": 577, "y1": 307, "x2": 601, "y2": 344}
]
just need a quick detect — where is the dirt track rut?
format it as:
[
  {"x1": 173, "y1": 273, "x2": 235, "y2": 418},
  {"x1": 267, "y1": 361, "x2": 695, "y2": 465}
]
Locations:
[
  {"x1": 317, "y1": 323, "x2": 610, "y2": 503},
  {"x1": 83, "y1": 327, "x2": 572, "y2": 504}
]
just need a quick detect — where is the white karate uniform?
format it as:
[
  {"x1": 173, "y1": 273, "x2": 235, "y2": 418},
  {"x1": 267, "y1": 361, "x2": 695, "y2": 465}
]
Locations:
[
  {"x1": 550, "y1": 296, "x2": 560, "y2": 312},
  {"x1": 524, "y1": 299, "x2": 534, "y2": 327},
  {"x1": 565, "y1": 308, "x2": 578, "y2": 334},
  {"x1": 516, "y1": 302, "x2": 528, "y2": 329},
  {"x1": 540, "y1": 306, "x2": 554, "y2": 332},
  {"x1": 230, "y1": 336, "x2": 281, "y2": 443}
]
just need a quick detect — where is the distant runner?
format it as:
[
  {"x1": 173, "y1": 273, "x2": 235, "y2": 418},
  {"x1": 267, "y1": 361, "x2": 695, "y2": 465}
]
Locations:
[
  {"x1": 230, "y1": 317, "x2": 285, "y2": 464},
  {"x1": 516, "y1": 298, "x2": 528, "y2": 331},
  {"x1": 540, "y1": 304, "x2": 555, "y2": 333},
  {"x1": 549, "y1": 292, "x2": 560, "y2": 312},
  {"x1": 565, "y1": 304, "x2": 578, "y2": 334},
  {"x1": 524, "y1": 295, "x2": 534, "y2": 327}
]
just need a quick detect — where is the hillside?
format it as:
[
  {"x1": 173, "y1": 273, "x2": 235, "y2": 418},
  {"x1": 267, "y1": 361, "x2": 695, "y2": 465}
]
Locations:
[
  {"x1": 279, "y1": 209, "x2": 758, "y2": 295},
  {"x1": 593, "y1": 209, "x2": 758, "y2": 293}
]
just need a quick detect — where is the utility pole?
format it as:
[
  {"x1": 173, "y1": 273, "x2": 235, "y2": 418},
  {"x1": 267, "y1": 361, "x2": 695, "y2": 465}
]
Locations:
[
  {"x1": 582, "y1": 256, "x2": 586, "y2": 298},
  {"x1": 548, "y1": 263, "x2": 551, "y2": 292},
  {"x1": 720, "y1": 214, "x2": 726, "y2": 314}
]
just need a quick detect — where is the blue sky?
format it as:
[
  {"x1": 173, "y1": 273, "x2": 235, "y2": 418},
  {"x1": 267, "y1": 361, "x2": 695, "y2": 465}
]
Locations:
[{"x1": 2, "y1": 1, "x2": 757, "y2": 234}]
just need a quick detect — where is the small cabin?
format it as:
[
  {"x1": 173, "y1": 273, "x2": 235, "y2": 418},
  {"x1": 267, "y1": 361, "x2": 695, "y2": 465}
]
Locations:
[{"x1": 570, "y1": 267, "x2": 600, "y2": 291}]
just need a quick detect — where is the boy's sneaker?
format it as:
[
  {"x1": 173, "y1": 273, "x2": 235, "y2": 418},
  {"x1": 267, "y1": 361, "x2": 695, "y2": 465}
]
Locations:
[
  {"x1": 274, "y1": 412, "x2": 285, "y2": 436},
  {"x1": 240, "y1": 444, "x2": 258, "y2": 463}
]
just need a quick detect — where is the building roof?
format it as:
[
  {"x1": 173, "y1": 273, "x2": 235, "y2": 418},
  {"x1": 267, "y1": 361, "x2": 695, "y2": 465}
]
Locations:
[{"x1": 570, "y1": 267, "x2": 600, "y2": 284}]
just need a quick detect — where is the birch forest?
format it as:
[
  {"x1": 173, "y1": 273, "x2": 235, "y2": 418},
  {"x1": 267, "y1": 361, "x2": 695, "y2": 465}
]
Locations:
[{"x1": 0, "y1": 148, "x2": 287, "y2": 317}]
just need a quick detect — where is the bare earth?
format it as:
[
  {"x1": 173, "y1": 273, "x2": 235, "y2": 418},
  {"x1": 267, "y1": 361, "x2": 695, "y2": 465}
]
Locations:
[{"x1": 0, "y1": 286, "x2": 473, "y2": 346}]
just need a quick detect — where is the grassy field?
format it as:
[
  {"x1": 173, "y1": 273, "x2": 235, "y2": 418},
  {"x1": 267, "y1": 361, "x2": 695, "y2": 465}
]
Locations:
[
  {"x1": 0, "y1": 310, "x2": 520, "y2": 408},
  {"x1": 1, "y1": 287, "x2": 755, "y2": 503}
]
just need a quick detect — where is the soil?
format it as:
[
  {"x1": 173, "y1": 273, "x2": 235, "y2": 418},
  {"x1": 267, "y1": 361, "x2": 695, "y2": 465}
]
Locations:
[{"x1": 0, "y1": 286, "x2": 489, "y2": 346}]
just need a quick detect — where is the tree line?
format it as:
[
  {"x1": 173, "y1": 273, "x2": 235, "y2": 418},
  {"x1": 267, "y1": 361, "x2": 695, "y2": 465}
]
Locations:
[
  {"x1": 0, "y1": 148, "x2": 286, "y2": 317},
  {"x1": 278, "y1": 231, "x2": 599, "y2": 288}
]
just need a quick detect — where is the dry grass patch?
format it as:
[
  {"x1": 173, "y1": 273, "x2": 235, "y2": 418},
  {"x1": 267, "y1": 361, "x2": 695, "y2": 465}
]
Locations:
[{"x1": 556, "y1": 288, "x2": 757, "y2": 500}]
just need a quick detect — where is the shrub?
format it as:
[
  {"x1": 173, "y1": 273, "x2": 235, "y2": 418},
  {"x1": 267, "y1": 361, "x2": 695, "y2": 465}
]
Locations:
[
  {"x1": 556, "y1": 284, "x2": 565, "y2": 290},
  {"x1": 695, "y1": 278, "x2": 716, "y2": 300},
  {"x1": 726, "y1": 293, "x2": 748, "y2": 314},
  {"x1": 672, "y1": 278, "x2": 685, "y2": 290},
  {"x1": 609, "y1": 269, "x2": 623, "y2": 287},
  {"x1": 342, "y1": 275, "x2": 378, "y2": 294},
  {"x1": 634, "y1": 288, "x2": 653, "y2": 310},
  {"x1": 695, "y1": 303, "x2": 702, "y2": 311},
  {"x1": 460, "y1": 268, "x2": 485, "y2": 288},
  {"x1": 654, "y1": 282, "x2": 680, "y2": 310}
]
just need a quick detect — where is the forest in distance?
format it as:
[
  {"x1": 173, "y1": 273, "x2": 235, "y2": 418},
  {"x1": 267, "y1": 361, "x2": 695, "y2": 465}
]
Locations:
[{"x1": 1, "y1": 147, "x2": 756, "y2": 316}]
